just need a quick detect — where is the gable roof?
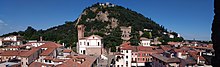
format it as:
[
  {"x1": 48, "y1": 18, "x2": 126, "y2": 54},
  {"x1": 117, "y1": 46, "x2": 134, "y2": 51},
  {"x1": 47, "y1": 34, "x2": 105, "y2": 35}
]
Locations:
[
  {"x1": 20, "y1": 48, "x2": 40, "y2": 57},
  {"x1": 40, "y1": 48, "x2": 56, "y2": 56},
  {"x1": 38, "y1": 42, "x2": 62, "y2": 48},
  {"x1": 79, "y1": 35, "x2": 103, "y2": 40}
]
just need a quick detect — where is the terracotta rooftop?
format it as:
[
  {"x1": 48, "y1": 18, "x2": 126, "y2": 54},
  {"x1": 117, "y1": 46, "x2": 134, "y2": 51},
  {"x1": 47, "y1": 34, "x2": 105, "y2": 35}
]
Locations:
[
  {"x1": 20, "y1": 48, "x2": 40, "y2": 57},
  {"x1": 182, "y1": 58, "x2": 197, "y2": 64},
  {"x1": 65, "y1": 54, "x2": 99, "y2": 67},
  {"x1": 44, "y1": 56, "x2": 65, "y2": 62},
  {"x1": 29, "y1": 62, "x2": 54, "y2": 67},
  {"x1": 80, "y1": 55, "x2": 98, "y2": 67},
  {"x1": 155, "y1": 49, "x2": 164, "y2": 54},
  {"x1": 38, "y1": 42, "x2": 62, "y2": 48},
  {"x1": 44, "y1": 56, "x2": 53, "y2": 60},
  {"x1": 120, "y1": 42, "x2": 131, "y2": 47},
  {"x1": 63, "y1": 49, "x2": 72, "y2": 53},
  {"x1": 56, "y1": 59, "x2": 81, "y2": 67},
  {"x1": 40, "y1": 47, "x2": 56, "y2": 56},
  {"x1": 189, "y1": 52, "x2": 206, "y2": 61},
  {"x1": 151, "y1": 54, "x2": 180, "y2": 63},
  {"x1": 137, "y1": 46, "x2": 155, "y2": 52},
  {"x1": 0, "y1": 50, "x2": 28, "y2": 56},
  {"x1": 160, "y1": 45, "x2": 172, "y2": 51}
]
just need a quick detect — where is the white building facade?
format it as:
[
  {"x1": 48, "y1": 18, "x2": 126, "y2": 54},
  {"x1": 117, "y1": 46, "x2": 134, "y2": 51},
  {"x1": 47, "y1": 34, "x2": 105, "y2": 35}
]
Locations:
[
  {"x1": 0, "y1": 35, "x2": 23, "y2": 46},
  {"x1": 77, "y1": 35, "x2": 103, "y2": 55},
  {"x1": 140, "y1": 37, "x2": 151, "y2": 46}
]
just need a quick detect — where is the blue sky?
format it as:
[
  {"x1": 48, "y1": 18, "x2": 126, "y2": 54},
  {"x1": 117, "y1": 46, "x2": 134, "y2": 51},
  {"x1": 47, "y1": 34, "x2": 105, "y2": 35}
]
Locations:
[{"x1": 0, "y1": 0, "x2": 214, "y2": 41}]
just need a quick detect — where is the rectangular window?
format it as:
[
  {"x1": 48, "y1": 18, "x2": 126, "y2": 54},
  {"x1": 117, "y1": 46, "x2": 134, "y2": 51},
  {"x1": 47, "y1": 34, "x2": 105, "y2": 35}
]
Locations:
[
  {"x1": 49, "y1": 60, "x2": 52, "y2": 63},
  {"x1": 98, "y1": 42, "x2": 100, "y2": 46},
  {"x1": 126, "y1": 50, "x2": 128, "y2": 53},
  {"x1": 126, "y1": 56, "x2": 128, "y2": 59},
  {"x1": 87, "y1": 42, "x2": 89, "y2": 46},
  {"x1": 143, "y1": 58, "x2": 145, "y2": 61},
  {"x1": 80, "y1": 42, "x2": 82, "y2": 45},
  {"x1": 84, "y1": 42, "x2": 85, "y2": 45}
]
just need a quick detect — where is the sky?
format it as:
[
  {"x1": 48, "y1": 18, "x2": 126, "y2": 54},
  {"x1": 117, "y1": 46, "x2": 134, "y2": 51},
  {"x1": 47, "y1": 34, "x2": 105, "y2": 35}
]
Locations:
[{"x1": 0, "y1": 0, "x2": 214, "y2": 41}]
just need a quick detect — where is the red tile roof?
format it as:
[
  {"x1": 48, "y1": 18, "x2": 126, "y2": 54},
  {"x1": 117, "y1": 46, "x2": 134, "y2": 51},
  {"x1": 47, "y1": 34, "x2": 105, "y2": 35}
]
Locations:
[
  {"x1": 44, "y1": 56, "x2": 53, "y2": 60},
  {"x1": 160, "y1": 45, "x2": 172, "y2": 51},
  {"x1": 155, "y1": 49, "x2": 164, "y2": 54},
  {"x1": 63, "y1": 49, "x2": 72, "y2": 53},
  {"x1": 20, "y1": 48, "x2": 40, "y2": 57},
  {"x1": 38, "y1": 42, "x2": 62, "y2": 48},
  {"x1": 120, "y1": 42, "x2": 131, "y2": 47},
  {"x1": 40, "y1": 48, "x2": 56, "y2": 56},
  {"x1": 56, "y1": 59, "x2": 81, "y2": 67},
  {"x1": 189, "y1": 52, "x2": 205, "y2": 61},
  {"x1": 29, "y1": 62, "x2": 54, "y2": 67},
  {"x1": 65, "y1": 54, "x2": 99, "y2": 67},
  {"x1": 0, "y1": 50, "x2": 28, "y2": 56},
  {"x1": 151, "y1": 54, "x2": 180, "y2": 63}
]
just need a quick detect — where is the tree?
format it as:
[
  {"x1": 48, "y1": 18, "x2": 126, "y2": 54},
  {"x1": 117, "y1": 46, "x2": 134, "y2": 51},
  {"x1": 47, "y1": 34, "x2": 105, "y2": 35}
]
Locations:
[
  {"x1": 103, "y1": 27, "x2": 123, "y2": 52},
  {"x1": 142, "y1": 31, "x2": 152, "y2": 38},
  {"x1": 24, "y1": 26, "x2": 37, "y2": 40},
  {"x1": 129, "y1": 28, "x2": 140, "y2": 46}
]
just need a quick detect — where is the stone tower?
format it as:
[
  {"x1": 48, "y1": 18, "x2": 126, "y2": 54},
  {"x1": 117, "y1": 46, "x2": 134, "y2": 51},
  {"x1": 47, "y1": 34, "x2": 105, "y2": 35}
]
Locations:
[{"x1": 77, "y1": 25, "x2": 85, "y2": 40}]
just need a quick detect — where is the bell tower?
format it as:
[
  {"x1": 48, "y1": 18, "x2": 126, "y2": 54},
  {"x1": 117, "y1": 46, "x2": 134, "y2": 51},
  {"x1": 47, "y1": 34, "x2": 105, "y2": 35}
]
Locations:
[{"x1": 77, "y1": 25, "x2": 85, "y2": 40}]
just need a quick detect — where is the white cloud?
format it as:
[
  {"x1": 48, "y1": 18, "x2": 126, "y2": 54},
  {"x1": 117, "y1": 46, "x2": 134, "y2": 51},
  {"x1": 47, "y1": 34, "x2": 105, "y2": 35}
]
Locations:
[
  {"x1": 0, "y1": 20, "x2": 8, "y2": 26},
  {"x1": 0, "y1": 20, "x2": 26, "y2": 35}
]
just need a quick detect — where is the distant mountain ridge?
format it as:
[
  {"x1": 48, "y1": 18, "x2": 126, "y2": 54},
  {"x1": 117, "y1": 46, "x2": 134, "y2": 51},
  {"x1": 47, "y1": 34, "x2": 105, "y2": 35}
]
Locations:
[{"x1": 0, "y1": 2, "x2": 183, "y2": 47}]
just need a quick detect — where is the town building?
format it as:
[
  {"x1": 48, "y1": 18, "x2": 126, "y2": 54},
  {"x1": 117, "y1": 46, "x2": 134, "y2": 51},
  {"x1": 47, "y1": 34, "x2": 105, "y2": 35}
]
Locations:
[
  {"x1": 115, "y1": 42, "x2": 159, "y2": 67},
  {"x1": 120, "y1": 26, "x2": 131, "y2": 41},
  {"x1": 151, "y1": 54, "x2": 180, "y2": 67},
  {"x1": 77, "y1": 25, "x2": 103, "y2": 55},
  {"x1": 140, "y1": 37, "x2": 151, "y2": 46},
  {"x1": 77, "y1": 35, "x2": 103, "y2": 55},
  {"x1": 0, "y1": 35, "x2": 23, "y2": 46}
]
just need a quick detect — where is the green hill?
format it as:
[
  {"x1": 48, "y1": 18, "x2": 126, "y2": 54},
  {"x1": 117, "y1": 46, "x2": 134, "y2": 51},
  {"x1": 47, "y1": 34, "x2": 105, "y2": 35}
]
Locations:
[{"x1": 0, "y1": 3, "x2": 183, "y2": 49}]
